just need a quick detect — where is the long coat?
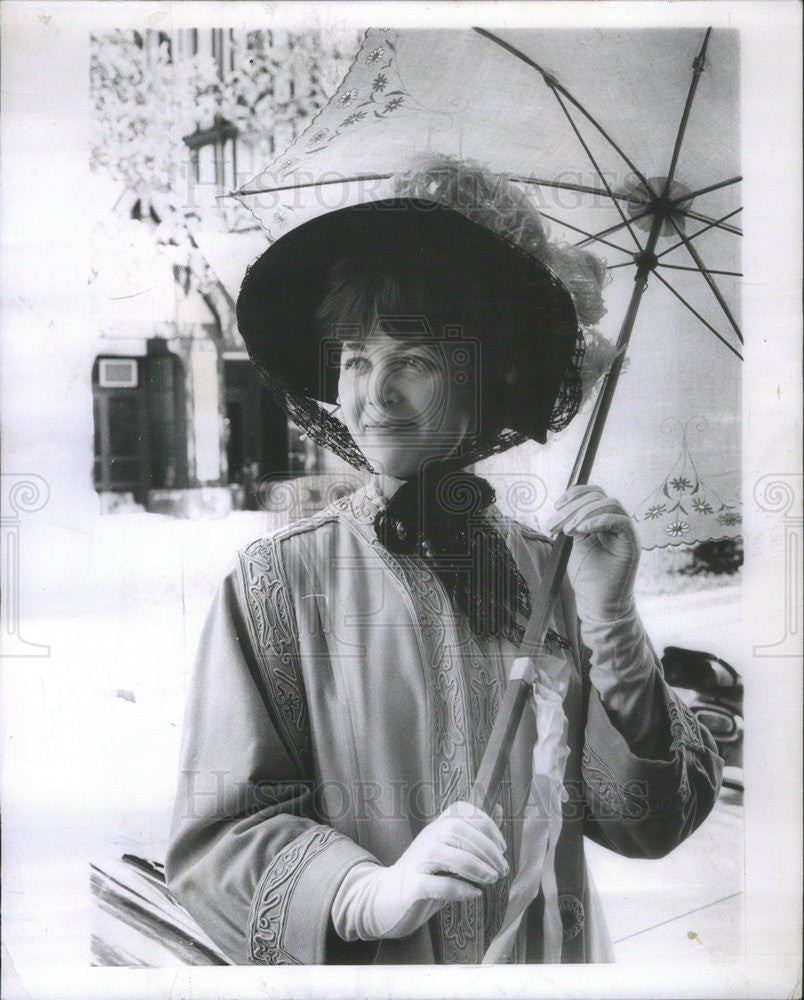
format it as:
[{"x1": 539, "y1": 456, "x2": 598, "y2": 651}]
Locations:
[{"x1": 166, "y1": 485, "x2": 723, "y2": 965}]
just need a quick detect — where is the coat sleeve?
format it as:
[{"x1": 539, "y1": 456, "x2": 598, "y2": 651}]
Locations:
[
  {"x1": 165, "y1": 538, "x2": 379, "y2": 966},
  {"x1": 508, "y1": 523, "x2": 723, "y2": 862},
  {"x1": 573, "y1": 601, "x2": 724, "y2": 860}
]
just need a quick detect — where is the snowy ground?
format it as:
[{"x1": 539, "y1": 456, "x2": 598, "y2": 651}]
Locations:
[{"x1": 2, "y1": 510, "x2": 743, "y2": 979}]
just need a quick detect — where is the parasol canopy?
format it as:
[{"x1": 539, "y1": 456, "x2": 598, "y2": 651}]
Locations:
[{"x1": 234, "y1": 27, "x2": 742, "y2": 550}]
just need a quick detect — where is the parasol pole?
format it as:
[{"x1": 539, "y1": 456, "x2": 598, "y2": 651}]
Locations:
[{"x1": 470, "y1": 212, "x2": 666, "y2": 813}]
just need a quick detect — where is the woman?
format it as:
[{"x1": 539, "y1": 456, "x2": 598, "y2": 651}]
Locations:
[{"x1": 166, "y1": 161, "x2": 723, "y2": 965}]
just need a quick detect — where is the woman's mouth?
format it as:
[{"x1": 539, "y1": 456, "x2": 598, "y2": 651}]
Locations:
[{"x1": 361, "y1": 421, "x2": 418, "y2": 431}]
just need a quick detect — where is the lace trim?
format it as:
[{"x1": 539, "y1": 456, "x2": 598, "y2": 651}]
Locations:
[{"x1": 248, "y1": 826, "x2": 341, "y2": 965}]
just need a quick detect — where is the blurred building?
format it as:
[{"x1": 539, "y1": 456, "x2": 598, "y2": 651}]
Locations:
[{"x1": 90, "y1": 28, "x2": 360, "y2": 517}]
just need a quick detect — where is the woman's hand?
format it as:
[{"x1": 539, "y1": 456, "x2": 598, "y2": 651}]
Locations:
[
  {"x1": 547, "y1": 485, "x2": 640, "y2": 624},
  {"x1": 331, "y1": 800, "x2": 508, "y2": 941}
]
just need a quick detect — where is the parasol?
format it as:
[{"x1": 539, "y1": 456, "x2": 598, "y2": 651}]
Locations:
[
  {"x1": 234, "y1": 26, "x2": 741, "y2": 551},
  {"x1": 232, "y1": 25, "x2": 741, "y2": 956}
]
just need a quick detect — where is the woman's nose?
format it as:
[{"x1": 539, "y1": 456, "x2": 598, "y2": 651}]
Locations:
[{"x1": 366, "y1": 361, "x2": 401, "y2": 407}]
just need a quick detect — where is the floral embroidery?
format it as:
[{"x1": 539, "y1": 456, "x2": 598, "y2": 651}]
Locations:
[
  {"x1": 337, "y1": 88, "x2": 358, "y2": 108},
  {"x1": 665, "y1": 520, "x2": 691, "y2": 537},
  {"x1": 269, "y1": 29, "x2": 449, "y2": 161},
  {"x1": 717, "y1": 511, "x2": 742, "y2": 526},
  {"x1": 340, "y1": 110, "x2": 368, "y2": 128},
  {"x1": 273, "y1": 210, "x2": 288, "y2": 225},
  {"x1": 631, "y1": 418, "x2": 741, "y2": 538},
  {"x1": 670, "y1": 476, "x2": 692, "y2": 492},
  {"x1": 277, "y1": 158, "x2": 298, "y2": 173}
]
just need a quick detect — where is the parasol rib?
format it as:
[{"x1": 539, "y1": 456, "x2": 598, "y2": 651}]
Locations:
[
  {"x1": 661, "y1": 28, "x2": 712, "y2": 198},
  {"x1": 660, "y1": 263, "x2": 742, "y2": 278},
  {"x1": 574, "y1": 209, "x2": 656, "y2": 250},
  {"x1": 682, "y1": 209, "x2": 743, "y2": 237},
  {"x1": 511, "y1": 176, "x2": 632, "y2": 201},
  {"x1": 666, "y1": 213, "x2": 743, "y2": 343},
  {"x1": 472, "y1": 27, "x2": 652, "y2": 190},
  {"x1": 653, "y1": 270, "x2": 743, "y2": 359},
  {"x1": 231, "y1": 173, "x2": 393, "y2": 199},
  {"x1": 549, "y1": 87, "x2": 644, "y2": 253},
  {"x1": 609, "y1": 261, "x2": 743, "y2": 279},
  {"x1": 658, "y1": 207, "x2": 743, "y2": 258},
  {"x1": 538, "y1": 211, "x2": 635, "y2": 256},
  {"x1": 676, "y1": 176, "x2": 742, "y2": 203}
]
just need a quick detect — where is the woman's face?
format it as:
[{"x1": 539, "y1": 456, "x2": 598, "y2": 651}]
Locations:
[{"x1": 338, "y1": 327, "x2": 476, "y2": 479}]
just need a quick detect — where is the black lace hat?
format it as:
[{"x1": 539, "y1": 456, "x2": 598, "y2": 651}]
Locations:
[{"x1": 236, "y1": 198, "x2": 584, "y2": 471}]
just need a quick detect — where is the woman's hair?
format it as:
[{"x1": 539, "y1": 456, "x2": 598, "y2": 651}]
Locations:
[{"x1": 314, "y1": 256, "x2": 434, "y2": 343}]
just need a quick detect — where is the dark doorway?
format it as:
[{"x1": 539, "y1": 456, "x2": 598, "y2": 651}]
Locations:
[
  {"x1": 144, "y1": 340, "x2": 188, "y2": 490},
  {"x1": 92, "y1": 358, "x2": 151, "y2": 502},
  {"x1": 225, "y1": 400, "x2": 244, "y2": 483},
  {"x1": 93, "y1": 347, "x2": 189, "y2": 503},
  {"x1": 224, "y1": 359, "x2": 289, "y2": 507}
]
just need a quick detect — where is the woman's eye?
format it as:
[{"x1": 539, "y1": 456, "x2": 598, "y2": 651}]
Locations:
[
  {"x1": 399, "y1": 355, "x2": 428, "y2": 371},
  {"x1": 343, "y1": 356, "x2": 369, "y2": 372}
]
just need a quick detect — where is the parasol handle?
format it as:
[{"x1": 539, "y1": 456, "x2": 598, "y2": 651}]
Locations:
[{"x1": 469, "y1": 535, "x2": 572, "y2": 812}]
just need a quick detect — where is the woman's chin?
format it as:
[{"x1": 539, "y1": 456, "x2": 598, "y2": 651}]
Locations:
[
  {"x1": 364, "y1": 455, "x2": 423, "y2": 480},
  {"x1": 364, "y1": 452, "x2": 460, "y2": 480}
]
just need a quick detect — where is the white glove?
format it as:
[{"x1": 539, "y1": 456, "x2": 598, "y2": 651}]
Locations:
[
  {"x1": 547, "y1": 485, "x2": 640, "y2": 624},
  {"x1": 548, "y1": 485, "x2": 667, "y2": 754},
  {"x1": 331, "y1": 800, "x2": 508, "y2": 942}
]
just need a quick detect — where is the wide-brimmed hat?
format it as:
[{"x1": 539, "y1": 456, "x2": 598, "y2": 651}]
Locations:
[{"x1": 236, "y1": 198, "x2": 584, "y2": 471}]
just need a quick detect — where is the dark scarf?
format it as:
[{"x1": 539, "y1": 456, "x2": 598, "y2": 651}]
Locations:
[{"x1": 373, "y1": 469, "x2": 532, "y2": 644}]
